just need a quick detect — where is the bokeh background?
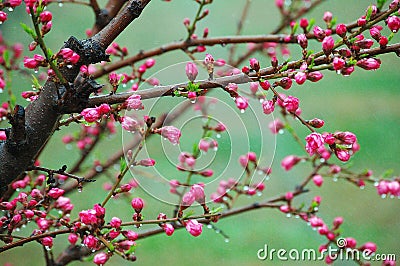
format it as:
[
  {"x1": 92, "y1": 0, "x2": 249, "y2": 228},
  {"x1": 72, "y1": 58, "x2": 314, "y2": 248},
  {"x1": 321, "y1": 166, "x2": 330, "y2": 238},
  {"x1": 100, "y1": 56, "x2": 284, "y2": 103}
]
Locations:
[{"x1": 1, "y1": 0, "x2": 400, "y2": 265}]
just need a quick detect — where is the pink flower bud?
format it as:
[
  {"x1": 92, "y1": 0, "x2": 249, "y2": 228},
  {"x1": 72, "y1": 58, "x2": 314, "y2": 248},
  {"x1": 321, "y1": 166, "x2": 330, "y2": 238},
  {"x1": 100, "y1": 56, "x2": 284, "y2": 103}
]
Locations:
[
  {"x1": 215, "y1": 122, "x2": 226, "y2": 132},
  {"x1": 299, "y1": 18, "x2": 309, "y2": 28},
  {"x1": 322, "y1": 36, "x2": 334, "y2": 55},
  {"x1": 379, "y1": 36, "x2": 388, "y2": 48},
  {"x1": 185, "y1": 62, "x2": 198, "y2": 82},
  {"x1": 313, "y1": 26, "x2": 326, "y2": 40},
  {"x1": 323, "y1": 12, "x2": 332, "y2": 23},
  {"x1": 41, "y1": 236, "x2": 53, "y2": 247},
  {"x1": 145, "y1": 58, "x2": 155, "y2": 68},
  {"x1": 335, "y1": 24, "x2": 347, "y2": 37},
  {"x1": 93, "y1": 252, "x2": 109, "y2": 265},
  {"x1": 369, "y1": 26, "x2": 382, "y2": 40},
  {"x1": 96, "y1": 103, "x2": 111, "y2": 115},
  {"x1": 333, "y1": 217, "x2": 343, "y2": 227},
  {"x1": 335, "y1": 149, "x2": 350, "y2": 162},
  {"x1": 345, "y1": 237, "x2": 357, "y2": 248},
  {"x1": 183, "y1": 17, "x2": 190, "y2": 26},
  {"x1": 200, "y1": 169, "x2": 213, "y2": 177},
  {"x1": 204, "y1": 53, "x2": 214, "y2": 65},
  {"x1": 334, "y1": 131, "x2": 357, "y2": 145},
  {"x1": 0, "y1": 11, "x2": 8, "y2": 23},
  {"x1": 110, "y1": 217, "x2": 122, "y2": 228},
  {"x1": 182, "y1": 191, "x2": 195, "y2": 207},
  {"x1": 121, "y1": 116, "x2": 139, "y2": 132},
  {"x1": 239, "y1": 155, "x2": 249, "y2": 168},
  {"x1": 285, "y1": 192, "x2": 294, "y2": 201},
  {"x1": 199, "y1": 139, "x2": 210, "y2": 152},
  {"x1": 226, "y1": 82, "x2": 238, "y2": 92},
  {"x1": 126, "y1": 94, "x2": 143, "y2": 110},
  {"x1": 332, "y1": 57, "x2": 345, "y2": 71},
  {"x1": 294, "y1": 72, "x2": 307, "y2": 85},
  {"x1": 275, "y1": 0, "x2": 283, "y2": 8},
  {"x1": 139, "y1": 158, "x2": 155, "y2": 167},
  {"x1": 249, "y1": 58, "x2": 260, "y2": 71},
  {"x1": 268, "y1": 118, "x2": 284, "y2": 134},
  {"x1": 309, "y1": 216, "x2": 324, "y2": 227},
  {"x1": 307, "y1": 118, "x2": 325, "y2": 128},
  {"x1": 39, "y1": 11, "x2": 52, "y2": 23},
  {"x1": 279, "y1": 77, "x2": 292, "y2": 90},
  {"x1": 123, "y1": 230, "x2": 138, "y2": 240},
  {"x1": 9, "y1": 0, "x2": 22, "y2": 7},
  {"x1": 81, "y1": 108, "x2": 100, "y2": 123},
  {"x1": 48, "y1": 188, "x2": 65, "y2": 199},
  {"x1": 307, "y1": 71, "x2": 323, "y2": 82},
  {"x1": 297, "y1": 34, "x2": 308, "y2": 49},
  {"x1": 235, "y1": 96, "x2": 249, "y2": 111},
  {"x1": 279, "y1": 205, "x2": 290, "y2": 213},
  {"x1": 312, "y1": 175, "x2": 324, "y2": 187},
  {"x1": 191, "y1": 184, "x2": 205, "y2": 203},
  {"x1": 163, "y1": 223, "x2": 175, "y2": 236},
  {"x1": 159, "y1": 126, "x2": 181, "y2": 145},
  {"x1": 247, "y1": 152, "x2": 257, "y2": 162},
  {"x1": 249, "y1": 82, "x2": 258, "y2": 94},
  {"x1": 68, "y1": 233, "x2": 78, "y2": 245},
  {"x1": 361, "y1": 242, "x2": 377, "y2": 253},
  {"x1": 241, "y1": 66, "x2": 250, "y2": 74},
  {"x1": 281, "y1": 155, "x2": 302, "y2": 171},
  {"x1": 357, "y1": 58, "x2": 381, "y2": 70},
  {"x1": 185, "y1": 219, "x2": 203, "y2": 237},
  {"x1": 260, "y1": 80, "x2": 270, "y2": 90},
  {"x1": 131, "y1": 197, "x2": 144, "y2": 212},
  {"x1": 358, "y1": 16, "x2": 367, "y2": 27}
]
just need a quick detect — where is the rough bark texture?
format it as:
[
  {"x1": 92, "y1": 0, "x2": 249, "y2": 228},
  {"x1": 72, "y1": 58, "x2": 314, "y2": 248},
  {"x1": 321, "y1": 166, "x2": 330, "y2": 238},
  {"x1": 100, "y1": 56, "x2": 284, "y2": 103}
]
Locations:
[{"x1": 0, "y1": 0, "x2": 151, "y2": 197}]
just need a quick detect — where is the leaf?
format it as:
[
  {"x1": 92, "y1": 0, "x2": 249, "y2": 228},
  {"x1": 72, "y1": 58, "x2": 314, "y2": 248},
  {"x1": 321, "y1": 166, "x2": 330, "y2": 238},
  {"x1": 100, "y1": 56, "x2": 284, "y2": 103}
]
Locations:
[
  {"x1": 377, "y1": 0, "x2": 388, "y2": 10},
  {"x1": 192, "y1": 143, "x2": 199, "y2": 154},
  {"x1": 306, "y1": 18, "x2": 315, "y2": 32},
  {"x1": 3, "y1": 50, "x2": 10, "y2": 68},
  {"x1": 181, "y1": 210, "x2": 195, "y2": 219},
  {"x1": 20, "y1": 23, "x2": 36, "y2": 39},
  {"x1": 31, "y1": 75, "x2": 41, "y2": 90},
  {"x1": 330, "y1": 17, "x2": 337, "y2": 27},
  {"x1": 210, "y1": 206, "x2": 223, "y2": 214},
  {"x1": 124, "y1": 243, "x2": 136, "y2": 255},
  {"x1": 10, "y1": 94, "x2": 17, "y2": 107},
  {"x1": 388, "y1": 32, "x2": 395, "y2": 42},
  {"x1": 83, "y1": 254, "x2": 95, "y2": 262},
  {"x1": 382, "y1": 169, "x2": 394, "y2": 178},
  {"x1": 366, "y1": 5, "x2": 373, "y2": 21},
  {"x1": 292, "y1": 22, "x2": 299, "y2": 35},
  {"x1": 120, "y1": 157, "x2": 127, "y2": 172}
]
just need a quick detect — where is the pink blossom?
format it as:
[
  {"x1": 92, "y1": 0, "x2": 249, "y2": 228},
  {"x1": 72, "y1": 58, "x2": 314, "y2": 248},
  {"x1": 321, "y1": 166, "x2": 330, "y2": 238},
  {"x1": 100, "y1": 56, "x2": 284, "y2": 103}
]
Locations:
[
  {"x1": 387, "y1": 181, "x2": 400, "y2": 196},
  {"x1": 323, "y1": 12, "x2": 332, "y2": 23},
  {"x1": 259, "y1": 80, "x2": 270, "y2": 90},
  {"x1": 285, "y1": 192, "x2": 293, "y2": 201},
  {"x1": 185, "y1": 219, "x2": 203, "y2": 237},
  {"x1": 215, "y1": 122, "x2": 226, "y2": 132},
  {"x1": 145, "y1": 58, "x2": 155, "y2": 68},
  {"x1": 313, "y1": 26, "x2": 326, "y2": 40},
  {"x1": 322, "y1": 36, "x2": 334, "y2": 54},
  {"x1": 83, "y1": 235, "x2": 98, "y2": 249},
  {"x1": 297, "y1": 34, "x2": 308, "y2": 49},
  {"x1": 249, "y1": 82, "x2": 259, "y2": 94},
  {"x1": 299, "y1": 18, "x2": 309, "y2": 28},
  {"x1": 204, "y1": 53, "x2": 214, "y2": 65},
  {"x1": 68, "y1": 233, "x2": 78, "y2": 245},
  {"x1": 279, "y1": 205, "x2": 290, "y2": 213},
  {"x1": 369, "y1": 26, "x2": 382, "y2": 40},
  {"x1": 37, "y1": 218, "x2": 51, "y2": 230},
  {"x1": 305, "y1": 132, "x2": 324, "y2": 155},
  {"x1": 121, "y1": 116, "x2": 139, "y2": 132},
  {"x1": 281, "y1": 155, "x2": 301, "y2": 171},
  {"x1": 39, "y1": 11, "x2": 52, "y2": 23},
  {"x1": 79, "y1": 209, "x2": 98, "y2": 225},
  {"x1": 345, "y1": 237, "x2": 357, "y2": 248},
  {"x1": 131, "y1": 197, "x2": 144, "y2": 212},
  {"x1": 379, "y1": 36, "x2": 388, "y2": 47},
  {"x1": 332, "y1": 57, "x2": 345, "y2": 71},
  {"x1": 333, "y1": 217, "x2": 343, "y2": 227},
  {"x1": 335, "y1": 149, "x2": 350, "y2": 162},
  {"x1": 0, "y1": 11, "x2": 7, "y2": 23},
  {"x1": 123, "y1": 230, "x2": 138, "y2": 240},
  {"x1": 387, "y1": 15, "x2": 400, "y2": 32},
  {"x1": 81, "y1": 108, "x2": 100, "y2": 123},
  {"x1": 235, "y1": 96, "x2": 249, "y2": 111},
  {"x1": 199, "y1": 139, "x2": 210, "y2": 152},
  {"x1": 275, "y1": 0, "x2": 283, "y2": 8},
  {"x1": 294, "y1": 72, "x2": 306, "y2": 85},
  {"x1": 191, "y1": 184, "x2": 205, "y2": 204},
  {"x1": 93, "y1": 252, "x2": 109, "y2": 265},
  {"x1": 249, "y1": 58, "x2": 260, "y2": 71},
  {"x1": 313, "y1": 175, "x2": 324, "y2": 187},
  {"x1": 9, "y1": 0, "x2": 22, "y2": 7},
  {"x1": 309, "y1": 216, "x2": 324, "y2": 227},
  {"x1": 308, "y1": 118, "x2": 325, "y2": 128},
  {"x1": 163, "y1": 223, "x2": 175, "y2": 236},
  {"x1": 361, "y1": 242, "x2": 377, "y2": 253},
  {"x1": 48, "y1": 188, "x2": 65, "y2": 199},
  {"x1": 334, "y1": 131, "x2": 357, "y2": 145},
  {"x1": 357, "y1": 58, "x2": 381, "y2": 70},
  {"x1": 262, "y1": 100, "x2": 275, "y2": 114},
  {"x1": 110, "y1": 217, "x2": 122, "y2": 228},
  {"x1": 159, "y1": 126, "x2": 181, "y2": 144},
  {"x1": 185, "y1": 62, "x2": 198, "y2": 82},
  {"x1": 187, "y1": 91, "x2": 196, "y2": 99},
  {"x1": 279, "y1": 77, "x2": 292, "y2": 90},
  {"x1": 226, "y1": 82, "x2": 238, "y2": 92},
  {"x1": 182, "y1": 191, "x2": 195, "y2": 207},
  {"x1": 335, "y1": 24, "x2": 347, "y2": 37},
  {"x1": 282, "y1": 95, "x2": 299, "y2": 113},
  {"x1": 41, "y1": 237, "x2": 53, "y2": 247}
]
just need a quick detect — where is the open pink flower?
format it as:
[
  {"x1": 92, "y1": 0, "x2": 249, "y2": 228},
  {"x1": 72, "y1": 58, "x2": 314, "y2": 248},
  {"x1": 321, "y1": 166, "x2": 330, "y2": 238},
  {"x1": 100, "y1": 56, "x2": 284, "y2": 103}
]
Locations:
[
  {"x1": 305, "y1": 132, "x2": 324, "y2": 156},
  {"x1": 159, "y1": 126, "x2": 181, "y2": 144}
]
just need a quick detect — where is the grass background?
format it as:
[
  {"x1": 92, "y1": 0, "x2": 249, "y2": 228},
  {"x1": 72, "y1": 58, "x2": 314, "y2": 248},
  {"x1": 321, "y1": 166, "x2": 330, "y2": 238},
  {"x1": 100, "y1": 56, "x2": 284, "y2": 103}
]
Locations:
[{"x1": 1, "y1": 0, "x2": 400, "y2": 265}]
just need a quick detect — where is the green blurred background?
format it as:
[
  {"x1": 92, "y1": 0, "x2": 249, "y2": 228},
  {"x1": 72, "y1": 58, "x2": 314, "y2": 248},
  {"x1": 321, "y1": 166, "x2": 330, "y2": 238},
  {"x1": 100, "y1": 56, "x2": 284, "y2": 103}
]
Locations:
[{"x1": 1, "y1": 0, "x2": 400, "y2": 265}]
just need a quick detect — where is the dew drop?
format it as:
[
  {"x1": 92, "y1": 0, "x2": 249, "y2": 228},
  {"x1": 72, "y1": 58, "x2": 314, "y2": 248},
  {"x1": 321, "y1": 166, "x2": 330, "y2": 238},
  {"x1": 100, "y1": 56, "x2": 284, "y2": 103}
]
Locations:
[
  {"x1": 122, "y1": 84, "x2": 127, "y2": 88},
  {"x1": 314, "y1": 207, "x2": 319, "y2": 211},
  {"x1": 295, "y1": 215, "x2": 300, "y2": 219},
  {"x1": 243, "y1": 185, "x2": 249, "y2": 191},
  {"x1": 257, "y1": 170, "x2": 263, "y2": 175},
  {"x1": 67, "y1": 64, "x2": 73, "y2": 69},
  {"x1": 16, "y1": 228, "x2": 20, "y2": 232},
  {"x1": 333, "y1": 177, "x2": 338, "y2": 182},
  {"x1": 259, "y1": 98, "x2": 264, "y2": 103},
  {"x1": 319, "y1": 158, "x2": 325, "y2": 163},
  {"x1": 207, "y1": 224, "x2": 212, "y2": 229},
  {"x1": 95, "y1": 165, "x2": 103, "y2": 172},
  {"x1": 278, "y1": 129, "x2": 284, "y2": 134},
  {"x1": 34, "y1": 70, "x2": 38, "y2": 74},
  {"x1": 216, "y1": 134, "x2": 221, "y2": 139},
  {"x1": 58, "y1": 2, "x2": 63, "y2": 7},
  {"x1": 45, "y1": 246, "x2": 51, "y2": 251},
  {"x1": 16, "y1": 188, "x2": 20, "y2": 192},
  {"x1": 8, "y1": 7, "x2": 14, "y2": 12},
  {"x1": 22, "y1": 224, "x2": 26, "y2": 228},
  {"x1": 286, "y1": 213, "x2": 291, "y2": 218},
  {"x1": 77, "y1": 187, "x2": 82, "y2": 193},
  {"x1": 213, "y1": 147, "x2": 218, "y2": 151},
  {"x1": 215, "y1": 229, "x2": 220, "y2": 234},
  {"x1": 336, "y1": 70, "x2": 341, "y2": 75},
  {"x1": 224, "y1": 238, "x2": 230, "y2": 243},
  {"x1": 0, "y1": 22, "x2": 2, "y2": 25},
  {"x1": 240, "y1": 109, "x2": 245, "y2": 114},
  {"x1": 374, "y1": 181, "x2": 379, "y2": 186},
  {"x1": 190, "y1": 99, "x2": 196, "y2": 104},
  {"x1": 390, "y1": 195, "x2": 395, "y2": 199},
  {"x1": 257, "y1": 192, "x2": 262, "y2": 197},
  {"x1": 265, "y1": 176, "x2": 270, "y2": 181}
]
